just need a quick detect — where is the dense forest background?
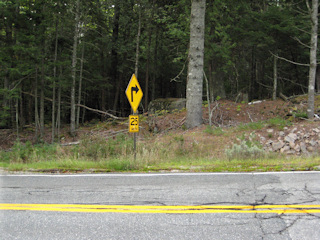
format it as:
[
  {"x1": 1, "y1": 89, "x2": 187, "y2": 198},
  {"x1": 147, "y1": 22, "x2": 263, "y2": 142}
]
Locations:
[{"x1": 0, "y1": 0, "x2": 319, "y2": 141}]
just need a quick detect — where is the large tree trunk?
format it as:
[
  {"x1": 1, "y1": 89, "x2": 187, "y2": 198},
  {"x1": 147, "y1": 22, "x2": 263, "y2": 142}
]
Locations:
[
  {"x1": 186, "y1": 0, "x2": 206, "y2": 128},
  {"x1": 307, "y1": 0, "x2": 318, "y2": 119},
  {"x1": 70, "y1": 0, "x2": 80, "y2": 136}
]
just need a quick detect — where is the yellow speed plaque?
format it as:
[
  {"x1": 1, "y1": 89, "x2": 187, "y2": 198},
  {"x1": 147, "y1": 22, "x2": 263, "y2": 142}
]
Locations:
[{"x1": 129, "y1": 115, "x2": 139, "y2": 133}]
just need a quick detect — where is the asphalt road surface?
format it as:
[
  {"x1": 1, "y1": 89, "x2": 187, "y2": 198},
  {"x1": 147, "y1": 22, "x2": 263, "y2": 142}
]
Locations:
[{"x1": 1, "y1": 172, "x2": 320, "y2": 240}]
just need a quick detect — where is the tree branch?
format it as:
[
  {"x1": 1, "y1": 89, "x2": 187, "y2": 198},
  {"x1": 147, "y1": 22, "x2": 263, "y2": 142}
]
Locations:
[
  {"x1": 291, "y1": 36, "x2": 311, "y2": 49},
  {"x1": 170, "y1": 57, "x2": 188, "y2": 82},
  {"x1": 269, "y1": 51, "x2": 310, "y2": 67}
]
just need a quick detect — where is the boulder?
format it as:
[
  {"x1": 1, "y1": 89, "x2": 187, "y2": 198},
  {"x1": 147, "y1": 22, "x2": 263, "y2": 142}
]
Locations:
[{"x1": 148, "y1": 98, "x2": 186, "y2": 114}]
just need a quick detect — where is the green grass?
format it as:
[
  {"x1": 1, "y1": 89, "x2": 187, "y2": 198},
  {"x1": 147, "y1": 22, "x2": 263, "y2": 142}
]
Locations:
[
  {"x1": 237, "y1": 121, "x2": 264, "y2": 131},
  {"x1": 235, "y1": 117, "x2": 292, "y2": 132},
  {"x1": 204, "y1": 126, "x2": 225, "y2": 136},
  {"x1": 266, "y1": 117, "x2": 292, "y2": 130}
]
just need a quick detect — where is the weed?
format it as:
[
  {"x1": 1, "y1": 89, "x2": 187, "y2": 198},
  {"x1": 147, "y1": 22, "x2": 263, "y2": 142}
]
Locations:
[
  {"x1": 204, "y1": 126, "x2": 225, "y2": 136},
  {"x1": 237, "y1": 121, "x2": 264, "y2": 131},
  {"x1": 294, "y1": 111, "x2": 308, "y2": 119},
  {"x1": 107, "y1": 159, "x2": 135, "y2": 171},
  {"x1": 267, "y1": 117, "x2": 292, "y2": 130},
  {"x1": 6, "y1": 141, "x2": 58, "y2": 163},
  {"x1": 173, "y1": 135, "x2": 184, "y2": 144},
  {"x1": 172, "y1": 135, "x2": 186, "y2": 156},
  {"x1": 78, "y1": 134, "x2": 133, "y2": 161}
]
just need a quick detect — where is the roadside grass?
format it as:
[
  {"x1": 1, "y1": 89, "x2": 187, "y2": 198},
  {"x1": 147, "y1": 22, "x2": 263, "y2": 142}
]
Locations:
[
  {"x1": 2, "y1": 155, "x2": 319, "y2": 173},
  {"x1": 1, "y1": 128, "x2": 319, "y2": 173},
  {"x1": 235, "y1": 117, "x2": 292, "y2": 132}
]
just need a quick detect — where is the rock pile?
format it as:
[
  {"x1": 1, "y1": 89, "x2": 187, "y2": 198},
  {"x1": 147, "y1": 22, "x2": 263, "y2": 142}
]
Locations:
[{"x1": 260, "y1": 126, "x2": 320, "y2": 155}]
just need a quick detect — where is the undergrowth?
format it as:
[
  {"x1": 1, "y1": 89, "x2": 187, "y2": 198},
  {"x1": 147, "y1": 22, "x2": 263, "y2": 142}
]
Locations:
[{"x1": 1, "y1": 120, "x2": 319, "y2": 172}]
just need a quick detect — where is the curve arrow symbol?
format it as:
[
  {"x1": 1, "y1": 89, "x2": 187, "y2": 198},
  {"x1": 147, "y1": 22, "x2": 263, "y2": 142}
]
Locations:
[{"x1": 131, "y1": 85, "x2": 139, "y2": 102}]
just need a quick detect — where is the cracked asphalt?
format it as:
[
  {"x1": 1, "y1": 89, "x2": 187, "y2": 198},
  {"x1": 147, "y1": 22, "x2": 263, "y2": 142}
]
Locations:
[{"x1": 0, "y1": 172, "x2": 319, "y2": 239}]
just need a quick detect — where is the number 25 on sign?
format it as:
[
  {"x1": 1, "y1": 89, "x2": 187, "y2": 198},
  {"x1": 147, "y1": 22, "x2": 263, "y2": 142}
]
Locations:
[{"x1": 129, "y1": 115, "x2": 139, "y2": 133}]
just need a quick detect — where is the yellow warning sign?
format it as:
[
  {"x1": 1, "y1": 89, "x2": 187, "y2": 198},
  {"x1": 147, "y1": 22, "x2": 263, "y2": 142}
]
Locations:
[
  {"x1": 129, "y1": 115, "x2": 139, "y2": 133},
  {"x1": 125, "y1": 74, "x2": 143, "y2": 113}
]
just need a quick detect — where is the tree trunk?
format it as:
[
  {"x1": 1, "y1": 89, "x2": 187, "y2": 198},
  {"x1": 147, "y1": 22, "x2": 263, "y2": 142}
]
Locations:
[
  {"x1": 186, "y1": 0, "x2": 206, "y2": 128},
  {"x1": 15, "y1": 98, "x2": 19, "y2": 139},
  {"x1": 19, "y1": 88, "x2": 25, "y2": 128},
  {"x1": 56, "y1": 66, "x2": 62, "y2": 143},
  {"x1": 70, "y1": 0, "x2": 80, "y2": 136},
  {"x1": 35, "y1": 67, "x2": 39, "y2": 142},
  {"x1": 316, "y1": 66, "x2": 320, "y2": 93},
  {"x1": 40, "y1": 57, "x2": 45, "y2": 140},
  {"x1": 307, "y1": 0, "x2": 318, "y2": 119},
  {"x1": 52, "y1": 20, "x2": 58, "y2": 143},
  {"x1": 151, "y1": 29, "x2": 159, "y2": 102},
  {"x1": 76, "y1": 43, "x2": 84, "y2": 128},
  {"x1": 135, "y1": 0, "x2": 141, "y2": 78},
  {"x1": 144, "y1": 0, "x2": 155, "y2": 109},
  {"x1": 273, "y1": 55, "x2": 278, "y2": 100},
  {"x1": 111, "y1": 1, "x2": 120, "y2": 112}
]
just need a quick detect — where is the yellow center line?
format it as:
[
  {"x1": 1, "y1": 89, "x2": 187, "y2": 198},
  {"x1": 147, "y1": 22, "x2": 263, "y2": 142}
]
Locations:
[{"x1": 1, "y1": 203, "x2": 320, "y2": 214}]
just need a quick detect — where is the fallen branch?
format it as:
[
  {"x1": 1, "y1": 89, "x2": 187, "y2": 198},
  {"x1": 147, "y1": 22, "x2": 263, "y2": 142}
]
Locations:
[
  {"x1": 22, "y1": 91, "x2": 124, "y2": 120},
  {"x1": 60, "y1": 141, "x2": 80, "y2": 146},
  {"x1": 279, "y1": 92, "x2": 289, "y2": 101},
  {"x1": 76, "y1": 104, "x2": 124, "y2": 120},
  {"x1": 247, "y1": 111, "x2": 253, "y2": 122}
]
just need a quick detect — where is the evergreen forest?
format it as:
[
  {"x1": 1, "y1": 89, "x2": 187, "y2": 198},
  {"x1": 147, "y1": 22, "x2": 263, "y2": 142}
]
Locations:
[{"x1": 1, "y1": 0, "x2": 319, "y2": 141}]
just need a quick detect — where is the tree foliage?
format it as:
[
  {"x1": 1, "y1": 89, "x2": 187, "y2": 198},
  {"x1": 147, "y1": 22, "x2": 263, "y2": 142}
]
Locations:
[{"x1": 0, "y1": 0, "x2": 318, "y2": 135}]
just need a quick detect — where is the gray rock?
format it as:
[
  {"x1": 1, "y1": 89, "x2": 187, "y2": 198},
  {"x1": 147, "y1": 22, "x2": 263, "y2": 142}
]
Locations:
[
  {"x1": 272, "y1": 141, "x2": 285, "y2": 151},
  {"x1": 291, "y1": 127, "x2": 297, "y2": 133},
  {"x1": 266, "y1": 140, "x2": 273, "y2": 145},
  {"x1": 294, "y1": 145, "x2": 301, "y2": 152},
  {"x1": 260, "y1": 136, "x2": 266, "y2": 142},
  {"x1": 300, "y1": 142, "x2": 307, "y2": 153},
  {"x1": 289, "y1": 141, "x2": 296, "y2": 149},
  {"x1": 288, "y1": 133, "x2": 298, "y2": 140},
  {"x1": 267, "y1": 129, "x2": 274, "y2": 133},
  {"x1": 307, "y1": 146, "x2": 315, "y2": 152},
  {"x1": 313, "y1": 128, "x2": 320, "y2": 133},
  {"x1": 280, "y1": 145, "x2": 290, "y2": 153}
]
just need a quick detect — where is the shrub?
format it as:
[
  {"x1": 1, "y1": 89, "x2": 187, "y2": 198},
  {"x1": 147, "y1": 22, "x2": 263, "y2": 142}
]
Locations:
[{"x1": 225, "y1": 140, "x2": 265, "y2": 161}]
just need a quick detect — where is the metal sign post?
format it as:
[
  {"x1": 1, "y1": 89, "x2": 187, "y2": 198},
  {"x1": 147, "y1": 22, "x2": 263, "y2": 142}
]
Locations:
[{"x1": 125, "y1": 74, "x2": 143, "y2": 160}]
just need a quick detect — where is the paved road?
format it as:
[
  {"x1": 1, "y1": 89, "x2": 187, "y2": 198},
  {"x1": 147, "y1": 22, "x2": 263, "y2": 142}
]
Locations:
[{"x1": 1, "y1": 172, "x2": 319, "y2": 239}]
